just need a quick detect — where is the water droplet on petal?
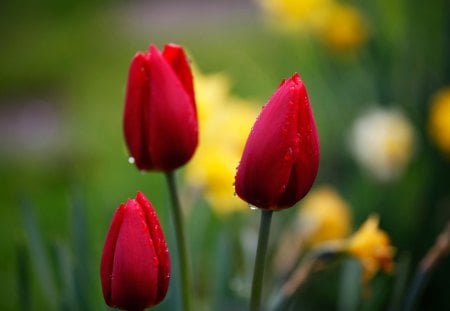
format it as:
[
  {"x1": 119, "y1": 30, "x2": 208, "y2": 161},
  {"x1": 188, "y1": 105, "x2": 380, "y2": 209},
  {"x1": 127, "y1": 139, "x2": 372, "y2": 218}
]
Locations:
[
  {"x1": 284, "y1": 147, "x2": 293, "y2": 161},
  {"x1": 128, "y1": 157, "x2": 135, "y2": 164}
]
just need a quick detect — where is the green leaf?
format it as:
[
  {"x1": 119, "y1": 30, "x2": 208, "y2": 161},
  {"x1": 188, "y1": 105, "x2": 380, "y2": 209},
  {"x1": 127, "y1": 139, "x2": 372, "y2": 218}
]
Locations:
[
  {"x1": 19, "y1": 197, "x2": 58, "y2": 310},
  {"x1": 338, "y1": 259, "x2": 361, "y2": 311},
  {"x1": 69, "y1": 186, "x2": 91, "y2": 310},
  {"x1": 55, "y1": 241, "x2": 79, "y2": 311},
  {"x1": 16, "y1": 245, "x2": 31, "y2": 311}
]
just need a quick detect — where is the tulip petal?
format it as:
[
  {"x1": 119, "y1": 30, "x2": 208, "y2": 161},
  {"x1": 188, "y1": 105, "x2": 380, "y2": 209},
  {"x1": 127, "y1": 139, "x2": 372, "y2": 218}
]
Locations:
[
  {"x1": 110, "y1": 199, "x2": 159, "y2": 309},
  {"x1": 235, "y1": 73, "x2": 319, "y2": 210},
  {"x1": 136, "y1": 191, "x2": 171, "y2": 304},
  {"x1": 236, "y1": 80, "x2": 300, "y2": 209},
  {"x1": 100, "y1": 203, "x2": 125, "y2": 305},
  {"x1": 123, "y1": 44, "x2": 198, "y2": 171},
  {"x1": 278, "y1": 75, "x2": 320, "y2": 207},
  {"x1": 162, "y1": 44, "x2": 196, "y2": 110},
  {"x1": 147, "y1": 45, "x2": 198, "y2": 170},
  {"x1": 123, "y1": 52, "x2": 153, "y2": 170}
]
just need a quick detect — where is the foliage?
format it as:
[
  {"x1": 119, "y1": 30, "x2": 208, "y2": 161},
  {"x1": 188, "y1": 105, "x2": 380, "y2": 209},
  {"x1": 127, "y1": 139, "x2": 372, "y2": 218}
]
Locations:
[{"x1": 1, "y1": 0, "x2": 449, "y2": 310}]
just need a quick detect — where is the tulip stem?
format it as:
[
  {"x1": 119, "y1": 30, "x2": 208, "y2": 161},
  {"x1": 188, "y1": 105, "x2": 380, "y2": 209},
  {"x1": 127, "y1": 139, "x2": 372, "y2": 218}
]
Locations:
[
  {"x1": 165, "y1": 171, "x2": 192, "y2": 311},
  {"x1": 250, "y1": 210, "x2": 273, "y2": 311},
  {"x1": 403, "y1": 221, "x2": 450, "y2": 311}
]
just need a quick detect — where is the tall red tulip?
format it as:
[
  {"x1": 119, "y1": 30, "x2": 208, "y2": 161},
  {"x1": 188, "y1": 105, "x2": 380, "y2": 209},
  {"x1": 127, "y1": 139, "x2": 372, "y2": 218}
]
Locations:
[
  {"x1": 100, "y1": 192, "x2": 170, "y2": 310},
  {"x1": 235, "y1": 73, "x2": 320, "y2": 210},
  {"x1": 123, "y1": 44, "x2": 198, "y2": 171}
]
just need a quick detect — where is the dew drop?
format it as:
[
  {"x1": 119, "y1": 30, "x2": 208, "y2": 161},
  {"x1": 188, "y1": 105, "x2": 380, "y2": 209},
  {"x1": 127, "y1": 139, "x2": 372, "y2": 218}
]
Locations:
[
  {"x1": 249, "y1": 205, "x2": 258, "y2": 211},
  {"x1": 128, "y1": 157, "x2": 135, "y2": 164},
  {"x1": 284, "y1": 147, "x2": 293, "y2": 161}
]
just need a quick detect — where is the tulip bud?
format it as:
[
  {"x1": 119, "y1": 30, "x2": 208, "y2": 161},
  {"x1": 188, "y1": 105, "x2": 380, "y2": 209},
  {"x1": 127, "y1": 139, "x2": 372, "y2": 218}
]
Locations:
[
  {"x1": 123, "y1": 44, "x2": 198, "y2": 171},
  {"x1": 100, "y1": 192, "x2": 170, "y2": 310},
  {"x1": 235, "y1": 73, "x2": 320, "y2": 210}
]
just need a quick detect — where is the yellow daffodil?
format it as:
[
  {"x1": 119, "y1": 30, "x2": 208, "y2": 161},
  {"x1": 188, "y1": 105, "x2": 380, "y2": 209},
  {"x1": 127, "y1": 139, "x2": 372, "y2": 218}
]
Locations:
[
  {"x1": 345, "y1": 215, "x2": 395, "y2": 281},
  {"x1": 350, "y1": 107, "x2": 415, "y2": 182},
  {"x1": 184, "y1": 69, "x2": 258, "y2": 215},
  {"x1": 428, "y1": 87, "x2": 450, "y2": 155},
  {"x1": 258, "y1": 0, "x2": 336, "y2": 33},
  {"x1": 258, "y1": 0, "x2": 368, "y2": 54},
  {"x1": 320, "y1": 4, "x2": 368, "y2": 53},
  {"x1": 297, "y1": 185, "x2": 351, "y2": 245},
  {"x1": 274, "y1": 185, "x2": 350, "y2": 274}
]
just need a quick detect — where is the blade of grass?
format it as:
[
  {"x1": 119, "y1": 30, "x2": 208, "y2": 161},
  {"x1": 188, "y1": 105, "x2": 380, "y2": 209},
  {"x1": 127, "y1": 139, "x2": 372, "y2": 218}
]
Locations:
[
  {"x1": 19, "y1": 197, "x2": 58, "y2": 310},
  {"x1": 69, "y1": 186, "x2": 91, "y2": 310},
  {"x1": 337, "y1": 259, "x2": 361, "y2": 311},
  {"x1": 16, "y1": 245, "x2": 31, "y2": 311},
  {"x1": 55, "y1": 241, "x2": 79, "y2": 311},
  {"x1": 388, "y1": 254, "x2": 410, "y2": 311}
]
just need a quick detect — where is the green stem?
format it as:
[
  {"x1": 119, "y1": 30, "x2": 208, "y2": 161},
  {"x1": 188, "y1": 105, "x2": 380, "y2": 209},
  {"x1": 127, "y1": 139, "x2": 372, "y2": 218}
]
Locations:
[
  {"x1": 165, "y1": 171, "x2": 192, "y2": 311},
  {"x1": 250, "y1": 210, "x2": 274, "y2": 311},
  {"x1": 403, "y1": 221, "x2": 450, "y2": 311},
  {"x1": 403, "y1": 268, "x2": 429, "y2": 311}
]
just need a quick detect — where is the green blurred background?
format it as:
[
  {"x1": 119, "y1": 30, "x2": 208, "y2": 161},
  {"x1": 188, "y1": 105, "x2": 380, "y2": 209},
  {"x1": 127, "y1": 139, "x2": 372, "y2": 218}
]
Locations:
[{"x1": 1, "y1": 0, "x2": 449, "y2": 310}]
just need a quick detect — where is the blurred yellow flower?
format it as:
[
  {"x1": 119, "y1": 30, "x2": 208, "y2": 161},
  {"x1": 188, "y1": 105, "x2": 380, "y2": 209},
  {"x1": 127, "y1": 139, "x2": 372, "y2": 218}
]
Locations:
[
  {"x1": 259, "y1": 0, "x2": 336, "y2": 33},
  {"x1": 297, "y1": 185, "x2": 351, "y2": 246},
  {"x1": 428, "y1": 87, "x2": 450, "y2": 155},
  {"x1": 258, "y1": 0, "x2": 368, "y2": 53},
  {"x1": 320, "y1": 5, "x2": 368, "y2": 53},
  {"x1": 184, "y1": 69, "x2": 258, "y2": 215},
  {"x1": 274, "y1": 185, "x2": 350, "y2": 274},
  {"x1": 350, "y1": 107, "x2": 416, "y2": 182},
  {"x1": 345, "y1": 215, "x2": 395, "y2": 281}
]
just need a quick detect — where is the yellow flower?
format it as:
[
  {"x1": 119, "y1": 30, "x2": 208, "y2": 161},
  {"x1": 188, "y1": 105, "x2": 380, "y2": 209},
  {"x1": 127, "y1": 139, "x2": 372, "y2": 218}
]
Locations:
[
  {"x1": 259, "y1": 0, "x2": 336, "y2": 33},
  {"x1": 345, "y1": 215, "x2": 395, "y2": 281},
  {"x1": 428, "y1": 87, "x2": 450, "y2": 155},
  {"x1": 297, "y1": 185, "x2": 351, "y2": 246},
  {"x1": 184, "y1": 69, "x2": 258, "y2": 215},
  {"x1": 350, "y1": 107, "x2": 416, "y2": 182},
  {"x1": 320, "y1": 4, "x2": 368, "y2": 53},
  {"x1": 258, "y1": 0, "x2": 368, "y2": 53},
  {"x1": 274, "y1": 185, "x2": 350, "y2": 275}
]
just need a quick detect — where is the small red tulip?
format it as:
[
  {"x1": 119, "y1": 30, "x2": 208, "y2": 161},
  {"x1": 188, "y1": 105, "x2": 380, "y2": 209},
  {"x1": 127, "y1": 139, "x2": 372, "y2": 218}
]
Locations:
[
  {"x1": 235, "y1": 73, "x2": 320, "y2": 210},
  {"x1": 100, "y1": 192, "x2": 170, "y2": 310},
  {"x1": 123, "y1": 44, "x2": 198, "y2": 171}
]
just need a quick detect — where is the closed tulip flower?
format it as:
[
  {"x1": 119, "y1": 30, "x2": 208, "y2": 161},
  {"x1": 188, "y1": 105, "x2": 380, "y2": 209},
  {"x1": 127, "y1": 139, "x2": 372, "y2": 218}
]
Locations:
[
  {"x1": 123, "y1": 44, "x2": 198, "y2": 171},
  {"x1": 235, "y1": 73, "x2": 320, "y2": 210},
  {"x1": 100, "y1": 192, "x2": 170, "y2": 310}
]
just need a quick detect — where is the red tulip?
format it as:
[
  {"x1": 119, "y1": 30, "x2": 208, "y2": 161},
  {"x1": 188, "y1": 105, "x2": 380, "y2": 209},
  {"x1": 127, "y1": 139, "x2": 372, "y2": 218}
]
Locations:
[
  {"x1": 123, "y1": 44, "x2": 198, "y2": 171},
  {"x1": 100, "y1": 192, "x2": 171, "y2": 310},
  {"x1": 235, "y1": 73, "x2": 320, "y2": 210}
]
